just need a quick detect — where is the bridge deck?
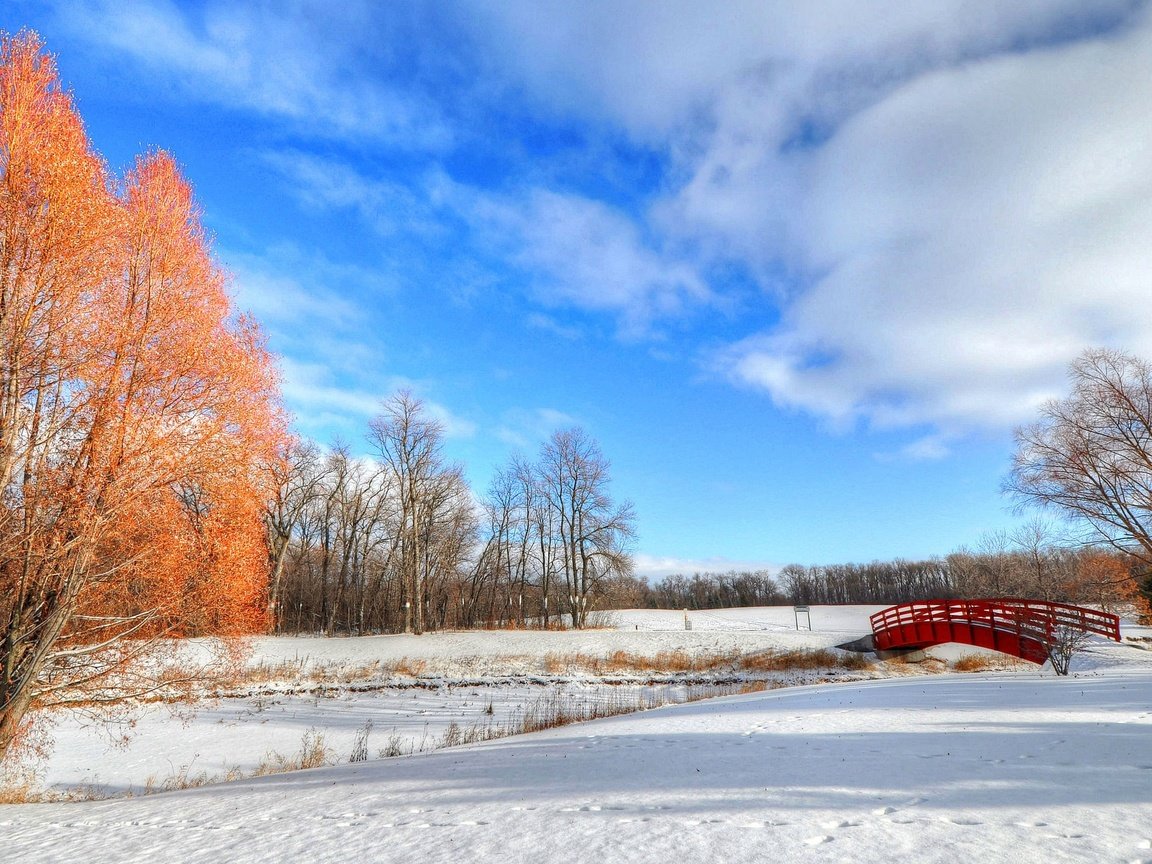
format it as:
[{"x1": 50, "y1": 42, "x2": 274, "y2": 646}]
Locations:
[{"x1": 867, "y1": 599, "x2": 1121, "y2": 664}]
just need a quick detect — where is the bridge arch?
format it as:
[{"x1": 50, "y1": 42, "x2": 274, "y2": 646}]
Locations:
[{"x1": 866, "y1": 599, "x2": 1121, "y2": 664}]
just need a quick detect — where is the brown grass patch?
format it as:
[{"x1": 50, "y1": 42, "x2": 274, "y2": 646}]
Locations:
[
  {"x1": 224, "y1": 657, "x2": 429, "y2": 692},
  {"x1": 0, "y1": 782, "x2": 43, "y2": 804},
  {"x1": 950, "y1": 653, "x2": 1031, "y2": 673},
  {"x1": 541, "y1": 647, "x2": 869, "y2": 676},
  {"x1": 251, "y1": 728, "x2": 335, "y2": 777},
  {"x1": 951, "y1": 653, "x2": 995, "y2": 672}
]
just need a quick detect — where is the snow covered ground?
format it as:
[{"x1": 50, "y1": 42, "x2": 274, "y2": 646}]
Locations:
[{"x1": 4, "y1": 606, "x2": 1152, "y2": 862}]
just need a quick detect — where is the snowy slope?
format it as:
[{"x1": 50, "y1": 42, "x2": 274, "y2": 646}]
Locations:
[
  {"x1": 5, "y1": 605, "x2": 1152, "y2": 862},
  {"x1": 4, "y1": 673, "x2": 1152, "y2": 863},
  {"x1": 237, "y1": 605, "x2": 885, "y2": 675}
]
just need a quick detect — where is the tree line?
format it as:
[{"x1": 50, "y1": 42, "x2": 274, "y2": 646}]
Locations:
[
  {"x1": 630, "y1": 534, "x2": 1147, "y2": 616},
  {"x1": 266, "y1": 392, "x2": 636, "y2": 635}
]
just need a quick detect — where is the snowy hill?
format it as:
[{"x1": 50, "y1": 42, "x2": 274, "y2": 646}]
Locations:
[{"x1": 3, "y1": 606, "x2": 1151, "y2": 862}]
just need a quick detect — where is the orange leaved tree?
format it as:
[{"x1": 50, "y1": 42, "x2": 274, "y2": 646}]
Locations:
[{"x1": 0, "y1": 33, "x2": 287, "y2": 761}]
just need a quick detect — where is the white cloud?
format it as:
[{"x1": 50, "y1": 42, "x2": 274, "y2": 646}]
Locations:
[
  {"x1": 632, "y1": 553, "x2": 780, "y2": 580},
  {"x1": 278, "y1": 357, "x2": 383, "y2": 420},
  {"x1": 874, "y1": 434, "x2": 953, "y2": 463},
  {"x1": 525, "y1": 313, "x2": 584, "y2": 341},
  {"x1": 467, "y1": 0, "x2": 1125, "y2": 141},
  {"x1": 227, "y1": 246, "x2": 370, "y2": 331},
  {"x1": 63, "y1": 0, "x2": 1152, "y2": 439},
  {"x1": 422, "y1": 401, "x2": 479, "y2": 441},
  {"x1": 266, "y1": 153, "x2": 714, "y2": 336},
  {"x1": 277, "y1": 358, "x2": 476, "y2": 442},
  {"x1": 468, "y1": 1, "x2": 1152, "y2": 434},
  {"x1": 58, "y1": 0, "x2": 451, "y2": 147},
  {"x1": 495, "y1": 407, "x2": 580, "y2": 450},
  {"x1": 470, "y1": 188, "x2": 712, "y2": 337},
  {"x1": 717, "y1": 12, "x2": 1152, "y2": 431},
  {"x1": 229, "y1": 248, "x2": 477, "y2": 442}
]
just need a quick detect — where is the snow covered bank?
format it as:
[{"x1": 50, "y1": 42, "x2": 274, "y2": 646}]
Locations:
[
  {"x1": 4, "y1": 672, "x2": 1152, "y2": 863},
  {"x1": 6, "y1": 604, "x2": 1152, "y2": 861}
]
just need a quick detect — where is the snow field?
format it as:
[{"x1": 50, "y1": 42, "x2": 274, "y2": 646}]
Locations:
[
  {"x1": 4, "y1": 674, "x2": 1152, "y2": 863},
  {"x1": 4, "y1": 605, "x2": 1152, "y2": 862}
]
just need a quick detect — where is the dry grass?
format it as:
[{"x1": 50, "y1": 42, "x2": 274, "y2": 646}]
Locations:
[
  {"x1": 224, "y1": 657, "x2": 428, "y2": 691},
  {"x1": 880, "y1": 652, "x2": 916, "y2": 666},
  {"x1": 141, "y1": 763, "x2": 244, "y2": 794},
  {"x1": 951, "y1": 653, "x2": 995, "y2": 672},
  {"x1": 251, "y1": 728, "x2": 335, "y2": 776},
  {"x1": 371, "y1": 680, "x2": 777, "y2": 760},
  {"x1": 0, "y1": 782, "x2": 43, "y2": 804},
  {"x1": 950, "y1": 653, "x2": 1031, "y2": 673},
  {"x1": 391, "y1": 658, "x2": 427, "y2": 678},
  {"x1": 5, "y1": 671, "x2": 855, "y2": 803},
  {"x1": 542, "y1": 647, "x2": 869, "y2": 676},
  {"x1": 738, "y1": 648, "x2": 870, "y2": 672},
  {"x1": 511, "y1": 684, "x2": 743, "y2": 735}
]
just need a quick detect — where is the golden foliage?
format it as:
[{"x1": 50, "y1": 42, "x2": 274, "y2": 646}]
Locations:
[{"x1": 0, "y1": 32, "x2": 288, "y2": 758}]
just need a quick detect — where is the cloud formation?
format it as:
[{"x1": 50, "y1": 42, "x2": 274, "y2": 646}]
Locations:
[
  {"x1": 55, "y1": 0, "x2": 1152, "y2": 439},
  {"x1": 472, "y1": 0, "x2": 1152, "y2": 432},
  {"x1": 713, "y1": 9, "x2": 1152, "y2": 431},
  {"x1": 58, "y1": 0, "x2": 452, "y2": 146}
]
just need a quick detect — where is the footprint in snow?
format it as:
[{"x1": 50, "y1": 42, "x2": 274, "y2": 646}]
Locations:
[
  {"x1": 872, "y1": 807, "x2": 896, "y2": 816},
  {"x1": 804, "y1": 835, "x2": 834, "y2": 846}
]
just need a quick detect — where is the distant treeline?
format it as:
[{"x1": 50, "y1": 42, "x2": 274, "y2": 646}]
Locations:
[{"x1": 625, "y1": 542, "x2": 1150, "y2": 616}]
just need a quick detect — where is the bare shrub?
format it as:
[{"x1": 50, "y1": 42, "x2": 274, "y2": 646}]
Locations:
[
  {"x1": 378, "y1": 732, "x2": 411, "y2": 758},
  {"x1": 539, "y1": 647, "x2": 869, "y2": 677},
  {"x1": 349, "y1": 722, "x2": 372, "y2": 763},
  {"x1": 1045, "y1": 625, "x2": 1092, "y2": 676},
  {"x1": 0, "y1": 781, "x2": 42, "y2": 804},
  {"x1": 156, "y1": 763, "x2": 215, "y2": 791},
  {"x1": 837, "y1": 651, "x2": 871, "y2": 670},
  {"x1": 253, "y1": 728, "x2": 334, "y2": 776}
]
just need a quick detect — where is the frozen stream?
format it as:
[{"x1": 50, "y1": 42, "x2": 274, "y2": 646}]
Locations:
[{"x1": 36, "y1": 680, "x2": 757, "y2": 797}]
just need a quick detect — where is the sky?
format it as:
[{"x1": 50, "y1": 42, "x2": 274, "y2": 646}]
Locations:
[{"x1": 5, "y1": 0, "x2": 1152, "y2": 577}]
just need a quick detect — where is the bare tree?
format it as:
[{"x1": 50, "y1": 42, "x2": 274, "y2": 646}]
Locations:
[
  {"x1": 536, "y1": 428, "x2": 636, "y2": 628},
  {"x1": 264, "y1": 440, "x2": 328, "y2": 628},
  {"x1": 1008, "y1": 349, "x2": 1152, "y2": 568},
  {"x1": 1010, "y1": 519, "x2": 1061, "y2": 602},
  {"x1": 368, "y1": 391, "x2": 458, "y2": 635}
]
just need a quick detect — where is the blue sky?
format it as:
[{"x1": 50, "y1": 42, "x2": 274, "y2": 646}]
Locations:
[{"x1": 7, "y1": 0, "x2": 1152, "y2": 576}]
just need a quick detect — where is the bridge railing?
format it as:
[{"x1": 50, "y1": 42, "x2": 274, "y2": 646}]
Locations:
[{"x1": 870, "y1": 598, "x2": 1121, "y2": 642}]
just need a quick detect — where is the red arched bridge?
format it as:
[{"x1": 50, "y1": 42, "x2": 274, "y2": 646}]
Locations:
[{"x1": 838, "y1": 599, "x2": 1121, "y2": 664}]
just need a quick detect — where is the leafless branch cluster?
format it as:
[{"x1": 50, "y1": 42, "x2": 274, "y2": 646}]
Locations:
[
  {"x1": 1008, "y1": 348, "x2": 1152, "y2": 565},
  {"x1": 268, "y1": 394, "x2": 635, "y2": 633}
]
